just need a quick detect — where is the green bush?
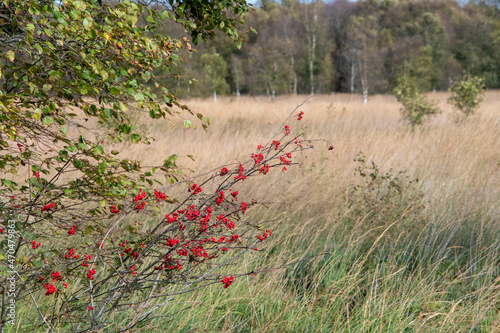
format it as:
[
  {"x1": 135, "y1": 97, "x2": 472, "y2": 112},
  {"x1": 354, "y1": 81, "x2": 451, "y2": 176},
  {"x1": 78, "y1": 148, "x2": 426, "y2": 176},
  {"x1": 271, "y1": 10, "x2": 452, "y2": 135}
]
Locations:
[
  {"x1": 346, "y1": 152, "x2": 426, "y2": 242},
  {"x1": 448, "y1": 74, "x2": 486, "y2": 117},
  {"x1": 393, "y1": 76, "x2": 439, "y2": 126}
]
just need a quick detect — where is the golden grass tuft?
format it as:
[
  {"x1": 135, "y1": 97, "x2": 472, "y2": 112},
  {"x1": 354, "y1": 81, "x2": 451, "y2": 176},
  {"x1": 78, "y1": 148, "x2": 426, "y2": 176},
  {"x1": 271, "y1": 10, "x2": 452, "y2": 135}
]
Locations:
[
  {"x1": 121, "y1": 91, "x2": 499, "y2": 216},
  {"x1": 121, "y1": 91, "x2": 500, "y2": 331}
]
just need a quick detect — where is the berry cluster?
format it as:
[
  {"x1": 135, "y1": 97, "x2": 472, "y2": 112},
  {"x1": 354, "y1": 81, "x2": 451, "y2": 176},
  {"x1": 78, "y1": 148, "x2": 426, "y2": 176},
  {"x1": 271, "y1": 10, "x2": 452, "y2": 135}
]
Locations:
[
  {"x1": 41, "y1": 203, "x2": 55, "y2": 212},
  {"x1": 29, "y1": 112, "x2": 314, "y2": 307},
  {"x1": 221, "y1": 276, "x2": 235, "y2": 289}
]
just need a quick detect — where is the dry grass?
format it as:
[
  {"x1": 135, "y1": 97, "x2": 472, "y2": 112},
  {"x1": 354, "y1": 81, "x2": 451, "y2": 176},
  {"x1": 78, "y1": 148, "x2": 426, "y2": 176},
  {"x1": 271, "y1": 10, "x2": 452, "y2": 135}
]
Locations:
[
  {"x1": 119, "y1": 91, "x2": 500, "y2": 332},
  {"x1": 8, "y1": 91, "x2": 500, "y2": 332},
  {"x1": 120, "y1": 91, "x2": 500, "y2": 217}
]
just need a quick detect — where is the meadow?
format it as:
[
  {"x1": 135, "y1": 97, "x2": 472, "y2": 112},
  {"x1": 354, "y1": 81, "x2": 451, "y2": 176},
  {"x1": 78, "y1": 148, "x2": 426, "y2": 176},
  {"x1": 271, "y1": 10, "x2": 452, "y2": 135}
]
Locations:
[
  {"x1": 9, "y1": 92, "x2": 500, "y2": 332},
  {"x1": 110, "y1": 92, "x2": 499, "y2": 332},
  {"x1": 4, "y1": 1, "x2": 500, "y2": 330}
]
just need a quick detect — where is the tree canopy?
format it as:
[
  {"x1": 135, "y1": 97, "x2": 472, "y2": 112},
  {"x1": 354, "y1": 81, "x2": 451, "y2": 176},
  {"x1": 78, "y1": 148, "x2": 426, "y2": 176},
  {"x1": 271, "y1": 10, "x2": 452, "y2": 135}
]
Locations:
[{"x1": 159, "y1": 0, "x2": 500, "y2": 99}]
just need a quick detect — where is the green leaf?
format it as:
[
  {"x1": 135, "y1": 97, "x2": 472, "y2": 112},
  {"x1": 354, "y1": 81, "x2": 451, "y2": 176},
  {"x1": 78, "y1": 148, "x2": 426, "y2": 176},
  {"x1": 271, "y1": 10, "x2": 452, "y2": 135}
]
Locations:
[
  {"x1": 83, "y1": 17, "x2": 93, "y2": 30},
  {"x1": 119, "y1": 102, "x2": 127, "y2": 112},
  {"x1": 77, "y1": 143, "x2": 89, "y2": 150},
  {"x1": 100, "y1": 70, "x2": 108, "y2": 81},
  {"x1": 103, "y1": 108, "x2": 113, "y2": 119},
  {"x1": 25, "y1": 34, "x2": 33, "y2": 45},
  {"x1": 193, "y1": 33, "x2": 200, "y2": 45},
  {"x1": 1, "y1": 179, "x2": 14, "y2": 187},
  {"x1": 120, "y1": 124, "x2": 132, "y2": 134},
  {"x1": 94, "y1": 145, "x2": 104, "y2": 154},
  {"x1": 178, "y1": 2, "x2": 185, "y2": 14},
  {"x1": 43, "y1": 116, "x2": 53, "y2": 125},
  {"x1": 60, "y1": 127, "x2": 67, "y2": 135},
  {"x1": 183, "y1": 120, "x2": 192, "y2": 129},
  {"x1": 72, "y1": 159, "x2": 83, "y2": 168},
  {"x1": 163, "y1": 154, "x2": 178, "y2": 169},
  {"x1": 34, "y1": 109, "x2": 41, "y2": 120},
  {"x1": 35, "y1": 44, "x2": 43, "y2": 54},
  {"x1": 130, "y1": 134, "x2": 140, "y2": 143},
  {"x1": 134, "y1": 92, "x2": 145, "y2": 101}
]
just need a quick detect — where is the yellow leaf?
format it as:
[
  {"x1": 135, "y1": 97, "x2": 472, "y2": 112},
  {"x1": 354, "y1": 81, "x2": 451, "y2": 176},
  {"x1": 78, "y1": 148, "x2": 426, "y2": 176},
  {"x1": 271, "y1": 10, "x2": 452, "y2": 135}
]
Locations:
[
  {"x1": 100, "y1": 70, "x2": 108, "y2": 81},
  {"x1": 4, "y1": 50, "x2": 15, "y2": 62}
]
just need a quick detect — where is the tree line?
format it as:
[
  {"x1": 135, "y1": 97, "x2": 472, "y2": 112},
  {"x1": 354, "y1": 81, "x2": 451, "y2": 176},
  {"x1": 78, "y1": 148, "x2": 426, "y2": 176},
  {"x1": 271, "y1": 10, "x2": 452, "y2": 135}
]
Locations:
[{"x1": 156, "y1": 0, "x2": 500, "y2": 100}]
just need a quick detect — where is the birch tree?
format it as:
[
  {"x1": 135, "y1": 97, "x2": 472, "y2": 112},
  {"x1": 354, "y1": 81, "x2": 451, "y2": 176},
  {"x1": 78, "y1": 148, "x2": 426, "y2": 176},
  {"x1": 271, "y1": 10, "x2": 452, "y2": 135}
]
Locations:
[
  {"x1": 301, "y1": 0, "x2": 321, "y2": 95},
  {"x1": 201, "y1": 50, "x2": 229, "y2": 102},
  {"x1": 345, "y1": 14, "x2": 386, "y2": 104}
]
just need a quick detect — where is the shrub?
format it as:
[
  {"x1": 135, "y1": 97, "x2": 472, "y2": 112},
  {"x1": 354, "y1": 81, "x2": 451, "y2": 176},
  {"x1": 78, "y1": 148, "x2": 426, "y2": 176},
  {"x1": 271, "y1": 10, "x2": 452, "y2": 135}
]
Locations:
[
  {"x1": 0, "y1": 1, "x2": 322, "y2": 331},
  {"x1": 393, "y1": 76, "x2": 439, "y2": 127},
  {"x1": 346, "y1": 152, "x2": 426, "y2": 241},
  {"x1": 448, "y1": 74, "x2": 486, "y2": 117}
]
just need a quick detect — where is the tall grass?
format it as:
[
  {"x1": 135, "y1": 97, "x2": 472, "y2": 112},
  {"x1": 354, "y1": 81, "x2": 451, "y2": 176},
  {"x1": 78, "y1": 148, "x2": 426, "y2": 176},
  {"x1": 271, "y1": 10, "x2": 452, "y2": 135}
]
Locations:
[
  {"x1": 10, "y1": 92, "x2": 500, "y2": 332},
  {"x1": 105, "y1": 92, "x2": 499, "y2": 332}
]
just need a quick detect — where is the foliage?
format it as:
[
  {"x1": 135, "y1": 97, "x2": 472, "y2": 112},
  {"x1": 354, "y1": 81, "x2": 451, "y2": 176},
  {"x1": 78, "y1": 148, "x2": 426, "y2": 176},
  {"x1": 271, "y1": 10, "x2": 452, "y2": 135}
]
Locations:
[
  {"x1": 200, "y1": 49, "x2": 229, "y2": 99},
  {"x1": 0, "y1": 0, "x2": 322, "y2": 331},
  {"x1": 155, "y1": 0, "x2": 500, "y2": 98},
  {"x1": 346, "y1": 152, "x2": 426, "y2": 241},
  {"x1": 393, "y1": 76, "x2": 439, "y2": 126},
  {"x1": 149, "y1": 0, "x2": 251, "y2": 47},
  {"x1": 344, "y1": 14, "x2": 386, "y2": 103},
  {"x1": 130, "y1": 95, "x2": 499, "y2": 332},
  {"x1": 448, "y1": 74, "x2": 486, "y2": 117}
]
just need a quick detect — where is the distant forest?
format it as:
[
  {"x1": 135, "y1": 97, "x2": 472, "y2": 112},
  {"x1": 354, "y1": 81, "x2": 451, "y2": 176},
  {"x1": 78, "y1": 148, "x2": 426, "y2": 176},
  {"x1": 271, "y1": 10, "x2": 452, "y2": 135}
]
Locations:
[{"x1": 156, "y1": 0, "x2": 500, "y2": 99}]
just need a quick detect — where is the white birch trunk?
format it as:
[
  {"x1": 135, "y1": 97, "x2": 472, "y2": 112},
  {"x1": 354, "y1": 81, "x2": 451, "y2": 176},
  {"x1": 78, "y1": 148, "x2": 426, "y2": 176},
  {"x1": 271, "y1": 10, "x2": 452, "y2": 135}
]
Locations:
[
  {"x1": 351, "y1": 61, "x2": 355, "y2": 95},
  {"x1": 309, "y1": 32, "x2": 317, "y2": 95},
  {"x1": 359, "y1": 58, "x2": 368, "y2": 104},
  {"x1": 305, "y1": 6, "x2": 318, "y2": 96},
  {"x1": 235, "y1": 68, "x2": 241, "y2": 97},
  {"x1": 291, "y1": 55, "x2": 297, "y2": 95}
]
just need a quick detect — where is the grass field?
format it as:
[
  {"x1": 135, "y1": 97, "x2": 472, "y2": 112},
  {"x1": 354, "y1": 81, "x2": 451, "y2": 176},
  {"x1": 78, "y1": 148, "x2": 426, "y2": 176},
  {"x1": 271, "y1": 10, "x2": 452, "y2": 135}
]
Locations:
[
  {"x1": 10, "y1": 92, "x2": 500, "y2": 332},
  {"x1": 105, "y1": 92, "x2": 500, "y2": 332}
]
